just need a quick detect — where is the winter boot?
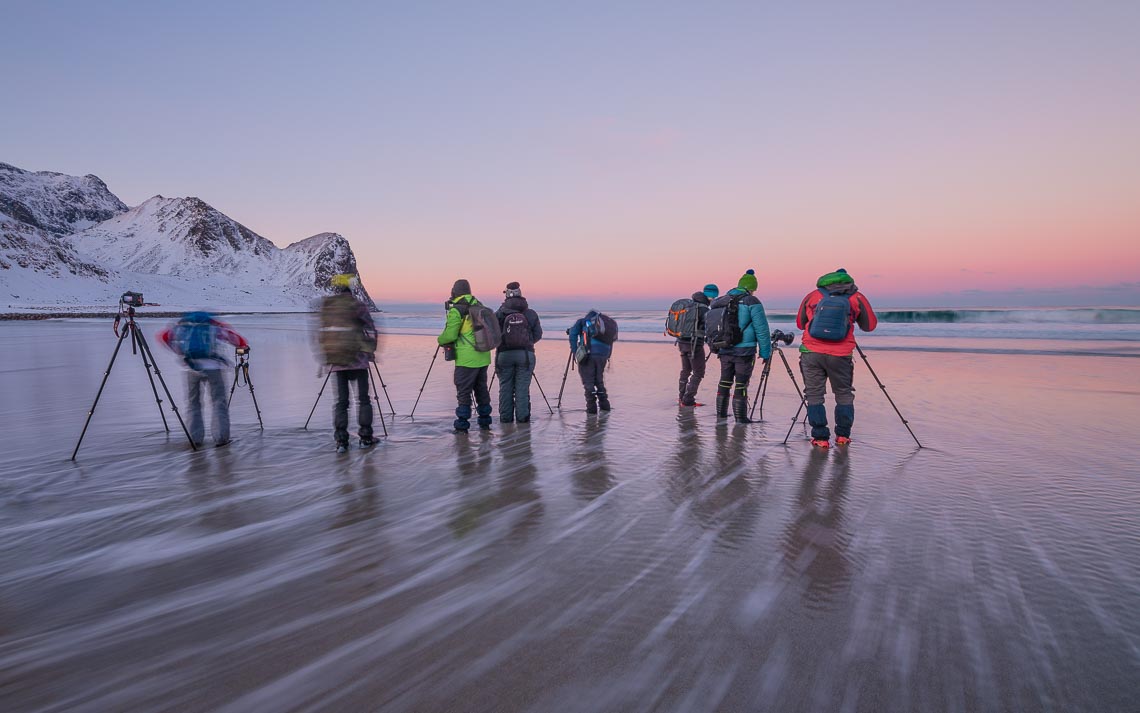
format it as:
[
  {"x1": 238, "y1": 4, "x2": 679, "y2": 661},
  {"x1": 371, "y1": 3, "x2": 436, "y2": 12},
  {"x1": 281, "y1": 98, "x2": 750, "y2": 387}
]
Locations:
[
  {"x1": 476, "y1": 403, "x2": 493, "y2": 430},
  {"x1": 597, "y1": 390, "x2": 611, "y2": 412},
  {"x1": 806, "y1": 404, "x2": 830, "y2": 441},
  {"x1": 715, "y1": 393, "x2": 730, "y2": 419},
  {"x1": 453, "y1": 404, "x2": 472, "y2": 432},
  {"x1": 585, "y1": 390, "x2": 598, "y2": 414},
  {"x1": 732, "y1": 396, "x2": 753, "y2": 424},
  {"x1": 834, "y1": 404, "x2": 854, "y2": 439}
]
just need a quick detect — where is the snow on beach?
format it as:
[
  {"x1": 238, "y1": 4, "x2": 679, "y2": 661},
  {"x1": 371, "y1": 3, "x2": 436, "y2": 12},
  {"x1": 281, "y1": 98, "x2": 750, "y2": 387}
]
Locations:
[{"x1": 1, "y1": 316, "x2": 1139, "y2": 711}]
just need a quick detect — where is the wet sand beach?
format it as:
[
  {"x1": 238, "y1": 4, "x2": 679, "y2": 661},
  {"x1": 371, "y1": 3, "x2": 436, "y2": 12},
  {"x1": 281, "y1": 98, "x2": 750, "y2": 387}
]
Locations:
[{"x1": 1, "y1": 317, "x2": 1138, "y2": 712}]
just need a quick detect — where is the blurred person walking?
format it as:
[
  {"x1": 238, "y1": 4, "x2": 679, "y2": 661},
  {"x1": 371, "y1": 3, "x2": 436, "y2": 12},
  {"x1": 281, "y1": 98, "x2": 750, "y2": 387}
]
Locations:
[
  {"x1": 319, "y1": 274, "x2": 378, "y2": 452},
  {"x1": 159, "y1": 311, "x2": 248, "y2": 447},
  {"x1": 666, "y1": 283, "x2": 718, "y2": 406},
  {"x1": 438, "y1": 279, "x2": 497, "y2": 432},
  {"x1": 706, "y1": 269, "x2": 772, "y2": 423},
  {"x1": 568, "y1": 310, "x2": 618, "y2": 414},
  {"x1": 495, "y1": 281, "x2": 543, "y2": 423},
  {"x1": 795, "y1": 268, "x2": 878, "y2": 447}
]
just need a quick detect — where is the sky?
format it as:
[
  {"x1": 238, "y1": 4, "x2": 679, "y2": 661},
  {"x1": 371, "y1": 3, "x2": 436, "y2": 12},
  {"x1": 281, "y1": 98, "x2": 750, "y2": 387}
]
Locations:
[{"x1": 2, "y1": 0, "x2": 1138, "y2": 308}]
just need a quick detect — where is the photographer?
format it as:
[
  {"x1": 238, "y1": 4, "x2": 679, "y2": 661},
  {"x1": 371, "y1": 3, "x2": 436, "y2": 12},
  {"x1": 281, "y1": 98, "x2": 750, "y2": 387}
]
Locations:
[
  {"x1": 438, "y1": 279, "x2": 493, "y2": 432},
  {"x1": 159, "y1": 311, "x2": 248, "y2": 448},
  {"x1": 710, "y1": 269, "x2": 772, "y2": 423},
  {"x1": 795, "y1": 268, "x2": 878, "y2": 447},
  {"x1": 319, "y1": 274, "x2": 378, "y2": 452}
]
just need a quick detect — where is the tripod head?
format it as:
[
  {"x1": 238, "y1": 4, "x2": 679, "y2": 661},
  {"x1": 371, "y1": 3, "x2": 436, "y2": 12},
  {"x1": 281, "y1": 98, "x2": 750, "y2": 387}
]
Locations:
[
  {"x1": 770, "y1": 329, "x2": 796, "y2": 349},
  {"x1": 235, "y1": 345, "x2": 251, "y2": 365},
  {"x1": 113, "y1": 291, "x2": 159, "y2": 336}
]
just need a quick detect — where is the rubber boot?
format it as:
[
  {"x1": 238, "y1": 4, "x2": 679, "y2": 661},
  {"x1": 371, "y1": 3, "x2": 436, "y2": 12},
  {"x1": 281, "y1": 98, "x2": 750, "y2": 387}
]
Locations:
[
  {"x1": 715, "y1": 393, "x2": 730, "y2": 419},
  {"x1": 585, "y1": 390, "x2": 598, "y2": 414},
  {"x1": 834, "y1": 404, "x2": 854, "y2": 439},
  {"x1": 453, "y1": 404, "x2": 472, "y2": 432},
  {"x1": 476, "y1": 403, "x2": 493, "y2": 430},
  {"x1": 806, "y1": 404, "x2": 830, "y2": 440},
  {"x1": 732, "y1": 394, "x2": 753, "y2": 423},
  {"x1": 597, "y1": 390, "x2": 611, "y2": 412}
]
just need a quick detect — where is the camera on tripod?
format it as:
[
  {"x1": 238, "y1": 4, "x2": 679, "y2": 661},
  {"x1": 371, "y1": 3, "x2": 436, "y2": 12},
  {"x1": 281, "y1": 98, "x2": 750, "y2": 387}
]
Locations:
[
  {"x1": 235, "y1": 346, "x2": 250, "y2": 357},
  {"x1": 771, "y1": 329, "x2": 795, "y2": 346},
  {"x1": 120, "y1": 291, "x2": 144, "y2": 307}
]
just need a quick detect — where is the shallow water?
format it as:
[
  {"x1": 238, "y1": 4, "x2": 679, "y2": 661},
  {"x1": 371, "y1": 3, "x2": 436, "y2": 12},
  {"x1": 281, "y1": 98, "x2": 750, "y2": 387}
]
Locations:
[{"x1": 1, "y1": 317, "x2": 1138, "y2": 712}]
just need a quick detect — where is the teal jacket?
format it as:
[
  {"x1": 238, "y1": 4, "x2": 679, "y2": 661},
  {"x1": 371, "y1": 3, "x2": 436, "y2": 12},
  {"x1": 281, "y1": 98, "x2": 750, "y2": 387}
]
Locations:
[
  {"x1": 727, "y1": 287, "x2": 772, "y2": 360},
  {"x1": 438, "y1": 294, "x2": 493, "y2": 368}
]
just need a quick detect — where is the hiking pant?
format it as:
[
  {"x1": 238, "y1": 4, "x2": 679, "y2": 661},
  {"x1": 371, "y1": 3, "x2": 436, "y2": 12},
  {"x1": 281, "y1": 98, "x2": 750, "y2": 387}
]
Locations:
[
  {"x1": 187, "y1": 368, "x2": 229, "y2": 446},
  {"x1": 799, "y1": 351, "x2": 855, "y2": 439},
  {"x1": 717, "y1": 351, "x2": 756, "y2": 407},
  {"x1": 578, "y1": 355, "x2": 609, "y2": 411},
  {"x1": 334, "y1": 369, "x2": 373, "y2": 444},
  {"x1": 454, "y1": 365, "x2": 492, "y2": 430},
  {"x1": 496, "y1": 349, "x2": 535, "y2": 422},
  {"x1": 678, "y1": 340, "x2": 706, "y2": 404}
]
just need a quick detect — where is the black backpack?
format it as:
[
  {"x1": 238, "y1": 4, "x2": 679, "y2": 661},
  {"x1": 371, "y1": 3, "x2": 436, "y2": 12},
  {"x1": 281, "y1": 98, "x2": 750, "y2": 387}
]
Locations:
[
  {"x1": 500, "y1": 311, "x2": 533, "y2": 349},
  {"x1": 807, "y1": 288, "x2": 852, "y2": 342},
  {"x1": 705, "y1": 293, "x2": 746, "y2": 351},
  {"x1": 664, "y1": 298, "x2": 702, "y2": 340},
  {"x1": 589, "y1": 312, "x2": 619, "y2": 345}
]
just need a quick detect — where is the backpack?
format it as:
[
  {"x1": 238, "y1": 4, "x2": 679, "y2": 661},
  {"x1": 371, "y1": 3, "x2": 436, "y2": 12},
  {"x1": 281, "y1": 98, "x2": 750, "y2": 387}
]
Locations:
[
  {"x1": 705, "y1": 293, "x2": 746, "y2": 351},
  {"x1": 175, "y1": 312, "x2": 217, "y2": 361},
  {"x1": 808, "y1": 288, "x2": 852, "y2": 342},
  {"x1": 320, "y1": 294, "x2": 364, "y2": 366},
  {"x1": 458, "y1": 300, "x2": 502, "y2": 352},
  {"x1": 587, "y1": 312, "x2": 619, "y2": 345},
  {"x1": 501, "y1": 311, "x2": 533, "y2": 350},
  {"x1": 664, "y1": 298, "x2": 702, "y2": 340}
]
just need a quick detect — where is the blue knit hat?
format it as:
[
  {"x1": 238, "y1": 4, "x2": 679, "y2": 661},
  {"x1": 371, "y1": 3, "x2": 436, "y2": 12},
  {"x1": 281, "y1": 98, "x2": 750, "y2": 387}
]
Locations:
[{"x1": 703, "y1": 283, "x2": 719, "y2": 299}]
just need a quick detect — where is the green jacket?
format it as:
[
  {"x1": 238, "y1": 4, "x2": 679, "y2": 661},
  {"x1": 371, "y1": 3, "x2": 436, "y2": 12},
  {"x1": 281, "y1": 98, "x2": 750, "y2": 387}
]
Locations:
[{"x1": 437, "y1": 294, "x2": 492, "y2": 368}]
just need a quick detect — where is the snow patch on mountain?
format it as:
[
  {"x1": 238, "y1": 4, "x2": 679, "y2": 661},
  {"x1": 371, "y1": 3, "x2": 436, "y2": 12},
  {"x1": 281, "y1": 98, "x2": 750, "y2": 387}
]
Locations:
[{"x1": 0, "y1": 162, "x2": 127, "y2": 234}]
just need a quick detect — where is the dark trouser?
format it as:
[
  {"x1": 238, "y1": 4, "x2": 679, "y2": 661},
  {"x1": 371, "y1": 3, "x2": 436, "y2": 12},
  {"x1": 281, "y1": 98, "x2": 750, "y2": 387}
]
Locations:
[
  {"x1": 678, "y1": 340, "x2": 706, "y2": 405},
  {"x1": 716, "y1": 350, "x2": 756, "y2": 419},
  {"x1": 578, "y1": 355, "x2": 609, "y2": 412},
  {"x1": 334, "y1": 369, "x2": 373, "y2": 444},
  {"x1": 799, "y1": 351, "x2": 855, "y2": 439},
  {"x1": 187, "y1": 368, "x2": 229, "y2": 446},
  {"x1": 454, "y1": 365, "x2": 492, "y2": 430},
  {"x1": 496, "y1": 349, "x2": 535, "y2": 422}
]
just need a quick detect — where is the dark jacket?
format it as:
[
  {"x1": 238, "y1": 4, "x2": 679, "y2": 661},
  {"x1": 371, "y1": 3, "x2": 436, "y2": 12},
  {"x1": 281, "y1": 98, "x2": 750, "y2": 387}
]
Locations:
[
  {"x1": 320, "y1": 292, "x2": 377, "y2": 372},
  {"x1": 495, "y1": 296, "x2": 543, "y2": 352}
]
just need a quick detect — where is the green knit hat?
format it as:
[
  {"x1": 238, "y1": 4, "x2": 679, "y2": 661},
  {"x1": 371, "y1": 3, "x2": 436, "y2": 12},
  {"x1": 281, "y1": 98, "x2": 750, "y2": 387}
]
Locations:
[{"x1": 738, "y1": 269, "x2": 757, "y2": 293}]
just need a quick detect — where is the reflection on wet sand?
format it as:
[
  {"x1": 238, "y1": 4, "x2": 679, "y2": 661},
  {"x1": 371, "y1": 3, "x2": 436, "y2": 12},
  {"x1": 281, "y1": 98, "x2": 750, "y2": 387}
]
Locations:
[
  {"x1": 570, "y1": 416, "x2": 615, "y2": 502},
  {"x1": 781, "y1": 447, "x2": 852, "y2": 607}
]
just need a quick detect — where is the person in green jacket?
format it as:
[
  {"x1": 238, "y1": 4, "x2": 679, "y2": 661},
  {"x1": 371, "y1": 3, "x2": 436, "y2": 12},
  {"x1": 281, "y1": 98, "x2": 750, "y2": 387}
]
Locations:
[{"x1": 438, "y1": 279, "x2": 494, "y2": 432}]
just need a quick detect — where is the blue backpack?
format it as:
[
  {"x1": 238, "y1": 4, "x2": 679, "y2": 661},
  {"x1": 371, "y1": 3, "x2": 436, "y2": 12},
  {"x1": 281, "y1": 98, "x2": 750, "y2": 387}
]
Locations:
[
  {"x1": 808, "y1": 289, "x2": 852, "y2": 342},
  {"x1": 175, "y1": 312, "x2": 217, "y2": 360}
]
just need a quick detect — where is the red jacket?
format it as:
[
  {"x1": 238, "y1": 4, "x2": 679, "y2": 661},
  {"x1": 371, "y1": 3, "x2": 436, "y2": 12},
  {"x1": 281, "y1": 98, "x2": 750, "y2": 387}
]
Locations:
[{"x1": 796, "y1": 288, "x2": 877, "y2": 356}]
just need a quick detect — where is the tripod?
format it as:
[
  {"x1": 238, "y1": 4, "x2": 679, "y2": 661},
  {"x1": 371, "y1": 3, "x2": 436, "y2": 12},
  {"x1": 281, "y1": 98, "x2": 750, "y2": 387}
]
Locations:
[
  {"x1": 227, "y1": 347, "x2": 264, "y2": 430},
  {"x1": 303, "y1": 362, "x2": 389, "y2": 437},
  {"x1": 72, "y1": 303, "x2": 195, "y2": 459}
]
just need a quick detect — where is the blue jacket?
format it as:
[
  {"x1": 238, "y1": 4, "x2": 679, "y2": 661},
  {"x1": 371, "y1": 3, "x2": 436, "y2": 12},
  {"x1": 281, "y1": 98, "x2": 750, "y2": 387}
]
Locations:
[
  {"x1": 568, "y1": 312, "x2": 613, "y2": 359},
  {"x1": 727, "y1": 288, "x2": 772, "y2": 360}
]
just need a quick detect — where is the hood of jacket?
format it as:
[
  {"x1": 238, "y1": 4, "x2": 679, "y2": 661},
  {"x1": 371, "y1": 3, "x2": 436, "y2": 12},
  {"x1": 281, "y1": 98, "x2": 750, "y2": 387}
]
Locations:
[
  {"x1": 499, "y1": 295, "x2": 530, "y2": 314},
  {"x1": 691, "y1": 292, "x2": 710, "y2": 305}
]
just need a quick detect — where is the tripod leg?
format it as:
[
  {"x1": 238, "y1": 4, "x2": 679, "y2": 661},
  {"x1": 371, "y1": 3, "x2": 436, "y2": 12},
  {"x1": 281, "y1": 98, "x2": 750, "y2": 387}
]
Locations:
[
  {"x1": 135, "y1": 326, "x2": 197, "y2": 449},
  {"x1": 228, "y1": 365, "x2": 240, "y2": 407},
  {"x1": 778, "y1": 348, "x2": 811, "y2": 445},
  {"x1": 133, "y1": 325, "x2": 171, "y2": 432},
  {"x1": 244, "y1": 365, "x2": 265, "y2": 430},
  {"x1": 72, "y1": 326, "x2": 131, "y2": 460},
  {"x1": 372, "y1": 362, "x2": 396, "y2": 414},
  {"x1": 408, "y1": 345, "x2": 441, "y2": 419},
  {"x1": 304, "y1": 371, "x2": 332, "y2": 430},
  {"x1": 855, "y1": 344, "x2": 923, "y2": 448},
  {"x1": 368, "y1": 368, "x2": 388, "y2": 437},
  {"x1": 532, "y1": 373, "x2": 555, "y2": 415},
  {"x1": 749, "y1": 360, "x2": 772, "y2": 420},
  {"x1": 556, "y1": 351, "x2": 573, "y2": 410}
]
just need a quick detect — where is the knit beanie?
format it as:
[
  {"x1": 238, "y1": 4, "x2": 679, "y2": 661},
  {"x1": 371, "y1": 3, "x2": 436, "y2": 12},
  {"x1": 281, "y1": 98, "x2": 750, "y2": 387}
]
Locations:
[
  {"x1": 504, "y1": 281, "x2": 522, "y2": 298},
  {"x1": 737, "y1": 269, "x2": 757, "y2": 293},
  {"x1": 451, "y1": 279, "x2": 471, "y2": 299},
  {"x1": 703, "y1": 283, "x2": 719, "y2": 299}
]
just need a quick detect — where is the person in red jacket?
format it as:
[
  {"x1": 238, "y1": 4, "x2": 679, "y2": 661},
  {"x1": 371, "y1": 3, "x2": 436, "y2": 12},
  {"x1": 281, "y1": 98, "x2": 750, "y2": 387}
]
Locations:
[
  {"x1": 159, "y1": 311, "x2": 248, "y2": 447},
  {"x1": 795, "y1": 268, "x2": 878, "y2": 447}
]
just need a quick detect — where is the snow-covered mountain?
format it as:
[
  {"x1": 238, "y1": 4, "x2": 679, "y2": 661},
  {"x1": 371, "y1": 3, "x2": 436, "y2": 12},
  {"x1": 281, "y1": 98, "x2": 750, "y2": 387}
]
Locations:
[{"x1": 0, "y1": 162, "x2": 375, "y2": 312}]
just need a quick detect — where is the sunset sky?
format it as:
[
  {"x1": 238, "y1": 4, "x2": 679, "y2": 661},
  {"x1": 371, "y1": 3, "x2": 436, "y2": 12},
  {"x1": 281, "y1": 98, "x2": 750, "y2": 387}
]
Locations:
[{"x1": 3, "y1": 1, "x2": 1138, "y2": 307}]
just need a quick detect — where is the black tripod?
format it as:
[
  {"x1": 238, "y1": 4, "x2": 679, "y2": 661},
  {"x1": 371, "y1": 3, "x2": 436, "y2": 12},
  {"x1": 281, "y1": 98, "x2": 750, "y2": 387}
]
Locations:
[
  {"x1": 227, "y1": 347, "x2": 264, "y2": 430},
  {"x1": 72, "y1": 300, "x2": 195, "y2": 459},
  {"x1": 749, "y1": 332, "x2": 808, "y2": 424},
  {"x1": 303, "y1": 362, "x2": 389, "y2": 437}
]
